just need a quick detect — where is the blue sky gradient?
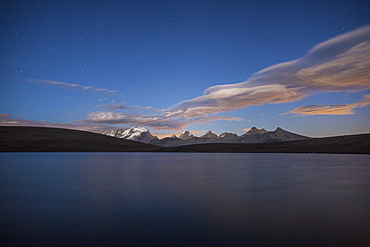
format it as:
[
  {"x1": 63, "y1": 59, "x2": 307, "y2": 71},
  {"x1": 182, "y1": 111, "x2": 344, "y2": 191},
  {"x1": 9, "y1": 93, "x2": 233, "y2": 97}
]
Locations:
[{"x1": 1, "y1": 0, "x2": 369, "y2": 137}]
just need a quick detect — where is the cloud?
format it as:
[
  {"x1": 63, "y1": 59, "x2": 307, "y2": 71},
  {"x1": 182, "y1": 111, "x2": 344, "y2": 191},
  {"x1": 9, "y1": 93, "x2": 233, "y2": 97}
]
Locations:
[
  {"x1": 160, "y1": 25, "x2": 370, "y2": 119},
  {"x1": 83, "y1": 25, "x2": 370, "y2": 130},
  {"x1": 97, "y1": 104, "x2": 130, "y2": 111},
  {"x1": 97, "y1": 103, "x2": 160, "y2": 115},
  {"x1": 294, "y1": 42, "x2": 370, "y2": 91},
  {"x1": 290, "y1": 104, "x2": 358, "y2": 115},
  {"x1": 13, "y1": 25, "x2": 369, "y2": 132},
  {"x1": 28, "y1": 79, "x2": 118, "y2": 94},
  {"x1": 85, "y1": 111, "x2": 242, "y2": 130},
  {"x1": 165, "y1": 84, "x2": 305, "y2": 118},
  {"x1": 289, "y1": 94, "x2": 370, "y2": 115}
]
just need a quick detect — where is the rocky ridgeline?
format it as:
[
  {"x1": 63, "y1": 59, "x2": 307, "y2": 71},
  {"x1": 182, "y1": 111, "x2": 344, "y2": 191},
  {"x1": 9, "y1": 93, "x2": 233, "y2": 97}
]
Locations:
[{"x1": 103, "y1": 126, "x2": 310, "y2": 146}]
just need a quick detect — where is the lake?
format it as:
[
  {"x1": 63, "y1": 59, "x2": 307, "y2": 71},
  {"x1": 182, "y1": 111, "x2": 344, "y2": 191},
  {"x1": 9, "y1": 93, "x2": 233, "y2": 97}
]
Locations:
[{"x1": 0, "y1": 152, "x2": 369, "y2": 246}]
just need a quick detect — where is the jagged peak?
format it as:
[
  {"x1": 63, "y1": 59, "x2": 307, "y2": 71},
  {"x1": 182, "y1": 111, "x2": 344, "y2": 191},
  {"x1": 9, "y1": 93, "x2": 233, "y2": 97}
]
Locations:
[
  {"x1": 102, "y1": 126, "x2": 157, "y2": 143},
  {"x1": 273, "y1": 127, "x2": 287, "y2": 133},
  {"x1": 102, "y1": 128, "x2": 124, "y2": 134},
  {"x1": 128, "y1": 126, "x2": 149, "y2": 132},
  {"x1": 219, "y1": 132, "x2": 239, "y2": 138},
  {"x1": 181, "y1": 130, "x2": 191, "y2": 134},
  {"x1": 245, "y1": 127, "x2": 268, "y2": 135},
  {"x1": 179, "y1": 130, "x2": 194, "y2": 140},
  {"x1": 103, "y1": 126, "x2": 149, "y2": 135},
  {"x1": 201, "y1": 131, "x2": 218, "y2": 139}
]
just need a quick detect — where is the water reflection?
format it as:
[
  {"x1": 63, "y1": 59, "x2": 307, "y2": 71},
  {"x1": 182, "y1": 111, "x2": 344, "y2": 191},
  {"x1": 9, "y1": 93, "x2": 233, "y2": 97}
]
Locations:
[{"x1": 1, "y1": 153, "x2": 369, "y2": 246}]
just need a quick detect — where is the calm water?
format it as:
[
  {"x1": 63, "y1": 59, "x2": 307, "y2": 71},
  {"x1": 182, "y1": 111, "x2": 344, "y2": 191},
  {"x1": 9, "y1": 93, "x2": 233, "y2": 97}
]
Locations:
[{"x1": 0, "y1": 153, "x2": 369, "y2": 246}]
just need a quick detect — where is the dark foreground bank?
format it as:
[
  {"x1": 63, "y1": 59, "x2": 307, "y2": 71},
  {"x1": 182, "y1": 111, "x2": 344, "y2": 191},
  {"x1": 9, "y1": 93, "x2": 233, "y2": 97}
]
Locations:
[
  {"x1": 0, "y1": 126, "x2": 157, "y2": 152},
  {"x1": 156, "y1": 134, "x2": 370, "y2": 154},
  {"x1": 1, "y1": 126, "x2": 369, "y2": 154}
]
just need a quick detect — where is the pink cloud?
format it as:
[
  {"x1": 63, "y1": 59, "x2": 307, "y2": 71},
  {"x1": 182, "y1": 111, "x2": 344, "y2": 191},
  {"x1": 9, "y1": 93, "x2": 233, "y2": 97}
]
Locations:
[
  {"x1": 289, "y1": 94, "x2": 370, "y2": 116},
  {"x1": 85, "y1": 111, "x2": 242, "y2": 130},
  {"x1": 83, "y1": 25, "x2": 370, "y2": 130},
  {"x1": 9, "y1": 25, "x2": 370, "y2": 132},
  {"x1": 159, "y1": 25, "x2": 370, "y2": 120}
]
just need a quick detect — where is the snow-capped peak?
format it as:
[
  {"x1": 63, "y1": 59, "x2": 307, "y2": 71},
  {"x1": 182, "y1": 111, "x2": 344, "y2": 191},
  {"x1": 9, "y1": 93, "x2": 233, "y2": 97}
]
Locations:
[
  {"x1": 135, "y1": 126, "x2": 149, "y2": 132},
  {"x1": 201, "y1": 131, "x2": 218, "y2": 139},
  {"x1": 122, "y1": 126, "x2": 148, "y2": 135},
  {"x1": 121, "y1": 127, "x2": 147, "y2": 139},
  {"x1": 219, "y1": 132, "x2": 238, "y2": 139},
  {"x1": 179, "y1": 131, "x2": 194, "y2": 140},
  {"x1": 103, "y1": 126, "x2": 157, "y2": 143}
]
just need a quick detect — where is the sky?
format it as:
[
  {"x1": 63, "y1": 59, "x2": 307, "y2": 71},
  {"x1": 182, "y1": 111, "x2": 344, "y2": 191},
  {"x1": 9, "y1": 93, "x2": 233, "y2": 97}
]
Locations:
[{"x1": 1, "y1": 0, "x2": 369, "y2": 138}]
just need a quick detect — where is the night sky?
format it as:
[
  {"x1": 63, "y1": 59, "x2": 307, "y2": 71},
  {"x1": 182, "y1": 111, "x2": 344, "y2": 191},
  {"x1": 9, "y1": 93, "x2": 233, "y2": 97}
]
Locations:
[{"x1": 1, "y1": 0, "x2": 369, "y2": 138}]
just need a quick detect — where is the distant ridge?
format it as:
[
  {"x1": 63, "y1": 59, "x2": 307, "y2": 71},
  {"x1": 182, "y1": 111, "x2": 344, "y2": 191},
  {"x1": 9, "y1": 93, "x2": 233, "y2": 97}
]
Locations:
[
  {"x1": 1, "y1": 126, "x2": 369, "y2": 154},
  {"x1": 149, "y1": 127, "x2": 310, "y2": 146},
  {"x1": 155, "y1": 134, "x2": 370, "y2": 154}
]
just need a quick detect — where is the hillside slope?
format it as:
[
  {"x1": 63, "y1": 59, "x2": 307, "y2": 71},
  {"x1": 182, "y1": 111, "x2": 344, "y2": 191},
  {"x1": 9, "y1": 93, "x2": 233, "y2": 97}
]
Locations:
[
  {"x1": 0, "y1": 126, "x2": 158, "y2": 152},
  {"x1": 157, "y1": 134, "x2": 370, "y2": 154}
]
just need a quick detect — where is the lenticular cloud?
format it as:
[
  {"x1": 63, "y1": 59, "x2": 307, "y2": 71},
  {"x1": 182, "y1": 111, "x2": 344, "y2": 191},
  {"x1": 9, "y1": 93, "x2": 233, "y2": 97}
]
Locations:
[
  {"x1": 28, "y1": 79, "x2": 118, "y2": 94},
  {"x1": 163, "y1": 25, "x2": 370, "y2": 118},
  {"x1": 289, "y1": 94, "x2": 370, "y2": 115},
  {"x1": 86, "y1": 25, "x2": 370, "y2": 129}
]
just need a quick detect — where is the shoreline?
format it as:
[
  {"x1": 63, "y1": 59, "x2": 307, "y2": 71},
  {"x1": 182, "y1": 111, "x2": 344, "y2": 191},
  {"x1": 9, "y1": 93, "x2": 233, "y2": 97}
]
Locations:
[{"x1": 1, "y1": 126, "x2": 369, "y2": 154}]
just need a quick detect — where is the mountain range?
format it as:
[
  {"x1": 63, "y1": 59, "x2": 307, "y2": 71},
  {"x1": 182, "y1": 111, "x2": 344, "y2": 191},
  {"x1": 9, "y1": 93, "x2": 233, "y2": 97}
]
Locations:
[
  {"x1": 103, "y1": 127, "x2": 158, "y2": 143},
  {"x1": 1, "y1": 126, "x2": 369, "y2": 154},
  {"x1": 103, "y1": 126, "x2": 310, "y2": 146}
]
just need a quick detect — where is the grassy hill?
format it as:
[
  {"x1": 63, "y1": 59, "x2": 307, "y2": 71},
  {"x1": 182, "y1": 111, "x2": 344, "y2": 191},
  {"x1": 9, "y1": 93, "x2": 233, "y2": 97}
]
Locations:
[
  {"x1": 0, "y1": 126, "x2": 158, "y2": 152},
  {"x1": 1, "y1": 126, "x2": 369, "y2": 154}
]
